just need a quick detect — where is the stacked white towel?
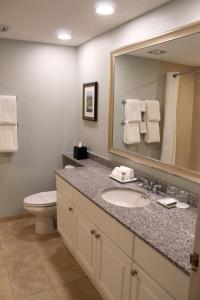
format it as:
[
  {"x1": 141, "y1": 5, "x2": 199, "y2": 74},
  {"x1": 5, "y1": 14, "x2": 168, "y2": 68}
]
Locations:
[
  {"x1": 140, "y1": 101, "x2": 146, "y2": 112},
  {"x1": 125, "y1": 99, "x2": 141, "y2": 123},
  {"x1": 145, "y1": 100, "x2": 160, "y2": 122},
  {"x1": 123, "y1": 99, "x2": 141, "y2": 145},
  {"x1": 123, "y1": 123, "x2": 140, "y2": 145},
  {"x1": 145, "y1": 122, "x2": 160, "y2": 144},
  {"x1": 111, "y1": 166, "x2": 134, "y2": 181},
  {"x1": 144, "y1": 100, "x2": 160, "y2": 143},
  {"x1": 0, "y1": 95, "x2": 18, "y2": 152}
]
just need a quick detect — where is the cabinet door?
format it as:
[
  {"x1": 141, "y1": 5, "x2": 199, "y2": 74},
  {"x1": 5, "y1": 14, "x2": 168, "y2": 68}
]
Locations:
[
  {"x1": 74, "y1": 211, "x2": 96, "y2": 279},
  {"x1": 96, "y1": 231, "x2": 132, "y2": 300},
  {"x1": 57, "y1": 192, "x2": 75, "y2": 251},
  {"x1": 130, "y1": 263, "x2": 174, "y2": 300}
]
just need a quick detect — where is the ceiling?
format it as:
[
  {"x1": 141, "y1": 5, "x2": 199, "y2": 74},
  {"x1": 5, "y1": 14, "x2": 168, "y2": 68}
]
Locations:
[
  {"x1": 128, "y1": 32, "x2": 200, "y2": 67},
  {"x1": 0, "y1": 0, "x2": 170, "y2": 46}
]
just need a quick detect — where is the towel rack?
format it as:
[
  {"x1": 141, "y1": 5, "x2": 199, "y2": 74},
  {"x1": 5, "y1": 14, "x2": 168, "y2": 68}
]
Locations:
[{"x1": 121, "y1": 98, "x2": 127, "y2": 104}]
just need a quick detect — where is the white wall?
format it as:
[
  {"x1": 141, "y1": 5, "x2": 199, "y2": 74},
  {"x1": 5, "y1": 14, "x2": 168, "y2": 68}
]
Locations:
[
  {"x1": 0, "y1": 39, "x2": 77, "y2": 217},
  {"x1": 77, "y1": 0, "x2": 200, "y2": 193}
]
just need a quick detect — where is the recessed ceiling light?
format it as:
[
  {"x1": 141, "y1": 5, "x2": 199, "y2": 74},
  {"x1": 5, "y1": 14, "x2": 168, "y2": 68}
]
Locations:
[
  {"x1": 147, "y1": 49, "x2": 167, "y2": 55},
  {"x1": 96, "y1": 2, "x2": 114, "y2": 15},
  {"x1": 57, "y1": 33, "x2": 71, "y2": 40}
]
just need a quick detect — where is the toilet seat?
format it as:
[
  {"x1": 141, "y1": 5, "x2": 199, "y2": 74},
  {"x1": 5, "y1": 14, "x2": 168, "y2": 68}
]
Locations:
[{"x1": 24, "y1": 191, "x2": 57, "y2": 207}]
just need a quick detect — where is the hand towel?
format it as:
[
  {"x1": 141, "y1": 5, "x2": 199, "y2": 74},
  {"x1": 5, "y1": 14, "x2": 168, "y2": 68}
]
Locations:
[
  {"x1": 125, "y1": 99, "x2": 141, "y2": 123},
  {"x1": 111, "y1": 167, "x2": 123, "y2": 181},
  {"x1": 140, "y1": 101, "x2": 146, "y2": 112},
  {"x1": 0, "y1": 95, "x2": 17, "y2": 125},
  {"x1": 0, "y1": 125, "x2": 18, "y2": 152},
  {"x1": 145, "y1": 100, "x2": 160, "y2": 122},
  {"x1": 139, "y1": 122, "x2": 147, "y2": 134},
  {"x1": 123, "y1": 123, "x2": 140, "y2": 145},
  {"x1": 119, "y1": 166, "x2": 134, "y2": 179},
  {"x1": 145, "y1": 122, "x2": 160, "y2": 144}
]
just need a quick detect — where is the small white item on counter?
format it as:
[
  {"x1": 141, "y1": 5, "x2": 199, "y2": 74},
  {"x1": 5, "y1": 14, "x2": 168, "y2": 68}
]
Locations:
[
  {"x1": 176, "y1": 202, "x2": 189, "y2": 209},
  {"x1": 157, "y1": 198, "x2": 177, "y2": 208},
  {"x1": 64, "y1": 165, "x2": 75, "y2": 169},
  {"x1": 78, "y1": 142, "x2": 82, "y2": 147},
  {"x1": 110, "y1": 166, "x2": 136, "y2": 183}
]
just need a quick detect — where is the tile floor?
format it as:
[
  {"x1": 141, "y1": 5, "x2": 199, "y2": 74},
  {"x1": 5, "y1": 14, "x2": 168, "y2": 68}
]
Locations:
[{"x1": 0, "y1": 216, "x2": 102, "y2": 300}]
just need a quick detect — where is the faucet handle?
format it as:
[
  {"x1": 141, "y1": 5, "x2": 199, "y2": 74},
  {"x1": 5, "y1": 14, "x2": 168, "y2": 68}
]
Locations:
[{"x1": 153, "y1": 184, "x2": 162, "y2": 194}]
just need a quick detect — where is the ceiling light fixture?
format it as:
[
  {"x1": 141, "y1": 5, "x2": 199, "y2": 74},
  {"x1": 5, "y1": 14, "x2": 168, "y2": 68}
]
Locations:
[
  {"x1": 96, "y1": 2, "x2": 114, "y2": 15},
  {"x1": 147, "y1": 49, "x2": 167, "y2": 55},
  {"x1": 57, "y1": 33, "x2": 71, "y2": 40}
]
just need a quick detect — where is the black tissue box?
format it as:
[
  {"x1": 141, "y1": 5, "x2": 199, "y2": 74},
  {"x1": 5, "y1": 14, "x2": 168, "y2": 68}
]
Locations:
[{"x1": 73, "y1": 146, "x2": 88, "y2": 160}]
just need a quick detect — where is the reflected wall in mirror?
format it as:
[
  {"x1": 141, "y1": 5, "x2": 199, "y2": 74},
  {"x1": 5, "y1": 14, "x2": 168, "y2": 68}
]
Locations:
[{"x1": 110, "y1": 25, "x2": 200, "y2": 178}]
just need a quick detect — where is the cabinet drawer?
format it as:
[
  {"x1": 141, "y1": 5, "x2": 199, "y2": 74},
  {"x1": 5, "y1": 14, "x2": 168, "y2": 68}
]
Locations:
[
  {"x1": 56, "y1": 175, "x2": 74, "y2": 201},
  {"x1": 134, "y1": 237, "x2": 189, "y2": 300}
]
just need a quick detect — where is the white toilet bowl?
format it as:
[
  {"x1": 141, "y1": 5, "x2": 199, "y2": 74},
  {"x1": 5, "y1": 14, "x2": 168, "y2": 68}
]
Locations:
[{"x1": 24, "y1": 191, "x2": 57, "y2": 234}]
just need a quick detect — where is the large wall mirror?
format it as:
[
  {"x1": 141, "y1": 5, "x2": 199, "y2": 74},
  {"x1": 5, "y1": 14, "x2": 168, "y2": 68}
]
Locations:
[{"x1": 109, "y1": 22, "x2": 200, "y2": 183}]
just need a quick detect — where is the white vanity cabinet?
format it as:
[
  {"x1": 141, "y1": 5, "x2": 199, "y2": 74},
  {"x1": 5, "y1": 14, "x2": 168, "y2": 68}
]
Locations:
[
  {"x1": 56, "y1": 175, "x2": 189, "y2": 300},
  {"x1": 130, "y1": 263, "x2": 174, "y2": 300},
  {"x1": 74, "y1": 210, "x2": 97, "y2": 279},
  {"x1": 57, "y1": 191, "x2": 75, "y2": 251},
  {"x1": 95, "y1": 230, "x2": 132, "y2": 300}
]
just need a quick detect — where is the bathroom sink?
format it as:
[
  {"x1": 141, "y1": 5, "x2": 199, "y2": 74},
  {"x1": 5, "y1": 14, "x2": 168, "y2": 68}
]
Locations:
[{"x1": 101, "y1": 188, "x2": 150, "y2": 208}]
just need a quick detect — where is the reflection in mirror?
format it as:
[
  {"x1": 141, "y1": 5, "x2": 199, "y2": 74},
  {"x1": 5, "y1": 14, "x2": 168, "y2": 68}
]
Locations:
[{"x1": 112, "y1": 32, "x2": 200, "y2": 172}]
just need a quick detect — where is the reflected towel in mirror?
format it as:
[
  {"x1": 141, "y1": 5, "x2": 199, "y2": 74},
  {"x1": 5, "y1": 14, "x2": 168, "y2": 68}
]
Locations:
[
  {"x1": 125, "y1": 99, "x2": 141, "y2": 123},
  {"x1": 123, "y1": 123, "x2": 140, "y2": 144},
  {"x1": 145, "y1": 122, "x2": 160, "y2": 143},
  {"x1": 145, "y1": 100, "x2": 160, "y2": 122}
]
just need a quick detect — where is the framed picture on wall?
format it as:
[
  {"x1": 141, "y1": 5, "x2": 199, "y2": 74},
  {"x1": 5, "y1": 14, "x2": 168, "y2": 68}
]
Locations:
[{"x1": 83, "y1": 82, "x2": 98, "y2": 121}]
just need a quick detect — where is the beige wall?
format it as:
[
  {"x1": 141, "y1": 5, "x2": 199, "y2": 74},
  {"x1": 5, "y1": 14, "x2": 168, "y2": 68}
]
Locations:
[
  {"x1": 0, "y1": 39, "x2": 77, "y2": 217},
  {"x1": 77, "y1": 0, "x2": 200, "y2": 193}
]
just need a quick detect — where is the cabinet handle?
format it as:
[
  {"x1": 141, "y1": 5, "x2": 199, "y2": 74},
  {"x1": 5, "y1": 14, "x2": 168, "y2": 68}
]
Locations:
[
  {"x1": 90, "y1": 230, "x2": 95, "y2": 235},
  {"x1": 68, "y1": 207, "x2": 73, "y2": 212},
  {"x1": 95, "y1": 233, "x2": 101, "y2": 239},
  {"x1": 131, "y1": 270, "x2": 138, "y2": 277}
]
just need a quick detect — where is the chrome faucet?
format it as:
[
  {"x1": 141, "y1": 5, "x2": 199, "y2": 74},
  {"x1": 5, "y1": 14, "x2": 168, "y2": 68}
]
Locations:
[
  {"x1": 138, "y1": 177, "x2": 148, "y2": 188},
  {"x1": 152, "y1": 184, "x2": 162, "y2": 194}
]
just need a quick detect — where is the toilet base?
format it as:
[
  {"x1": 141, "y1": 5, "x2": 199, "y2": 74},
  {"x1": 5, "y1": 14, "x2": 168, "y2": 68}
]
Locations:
[{"x1": 35, "y1": 215, "x2": 56, "y2": 234}]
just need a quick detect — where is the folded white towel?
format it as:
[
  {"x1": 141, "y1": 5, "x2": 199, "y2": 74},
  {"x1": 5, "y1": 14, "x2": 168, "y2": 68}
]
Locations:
[
  {"x1": 140, "y1": 101, "x2": 146, "y2": 112},
  {"x1": 111, "y1": 167, "x2": 123, "y2": 181},
  {"x1": 0, "y1": 125, "x2": 18, "y2": 152},
  {"x1": 145, "y1": 100, "x2": 160, "y2": 122},
  {"x1": 125, "y1": 99, "x2": 141, "y2": 123},
  {"x1": 0, "y1": 96, "x2": 17, "y2": 125},
  {"x1": 139, "y1": 122, "x2": 147, "y2": 134},
  {"x1": 123, "y1": 123, "x2": 140, "y2": 145},
  {"x1": 119, "y1": 166, "x2": 134, "y2": 179},
  {"x1": 145, "y1": 122, "x2": 160, "y2": 144}
]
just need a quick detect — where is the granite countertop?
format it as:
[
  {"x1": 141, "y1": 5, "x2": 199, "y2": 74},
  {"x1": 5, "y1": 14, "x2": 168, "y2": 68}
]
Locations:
[{"x1": 56, "y1": 156, "x2": 197, "y2": 275}]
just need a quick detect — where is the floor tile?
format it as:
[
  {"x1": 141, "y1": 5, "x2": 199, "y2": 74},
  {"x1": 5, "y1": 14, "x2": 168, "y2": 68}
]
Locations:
[
  {"x1": 22, "y1": 289, "x2": 58, "y2": 300},
  {"x1": 0, "y1": 276, "x2": 14, "y2": 300},
  {"x1": 6, "y1": 251, "x2": 41, "y2": 275},
  {"x1": 33, "y1": 234, "x2": 62, "y2": 252},
  {"x1": 0, "y1": 254, "x2": 8, "y2": 278},
  {"x1": 37, "y1": 243, "x2": 72, "y2": 259},
  {"x1": 1, "y1": 236, "x2": 34, "y2": 257},
  {"x1": 55, "y1": 277, "x2": 102, "y2": 300},
  {"x1": 0, "y1": 218, "x2": 34, "y2": 236},
  {"x1": 10, "y1": 266, "x2": 51, "y2": 299},
  {"x1": 43, "y1": 263, "x2": 85, "y2": 288}
]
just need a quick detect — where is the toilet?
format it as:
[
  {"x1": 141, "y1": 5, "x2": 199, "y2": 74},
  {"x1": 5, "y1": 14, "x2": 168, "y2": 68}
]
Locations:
[{"x1": 24, "y1": 191, "x2": 57, "y2": 234}]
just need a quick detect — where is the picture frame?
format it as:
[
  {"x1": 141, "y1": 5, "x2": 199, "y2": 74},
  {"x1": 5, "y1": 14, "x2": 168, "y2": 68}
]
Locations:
[{"x1": 83, "y1": 82, "x2": 98, "y2": 121}]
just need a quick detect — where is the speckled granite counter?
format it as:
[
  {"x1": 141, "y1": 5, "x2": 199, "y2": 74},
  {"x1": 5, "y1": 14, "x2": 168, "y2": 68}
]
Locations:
[{"x1": 56, "y1": 157, "x2": 197, "y2": 275}]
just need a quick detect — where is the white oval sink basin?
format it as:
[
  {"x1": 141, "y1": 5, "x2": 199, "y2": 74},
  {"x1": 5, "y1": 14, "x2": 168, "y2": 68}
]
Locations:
[{"x1": 101, "y1": 188, "x2": 150, "y2": 208}]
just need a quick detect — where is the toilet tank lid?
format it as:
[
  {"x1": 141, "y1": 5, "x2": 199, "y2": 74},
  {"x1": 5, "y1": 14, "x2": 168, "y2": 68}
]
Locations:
[{"x1": 24, "y1": 191, "x2": 57, "y2": 206}]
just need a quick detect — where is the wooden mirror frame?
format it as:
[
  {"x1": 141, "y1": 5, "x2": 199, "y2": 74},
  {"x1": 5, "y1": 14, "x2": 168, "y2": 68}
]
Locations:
[{"x1": 108, "y1": 21, "x2": 200, "y2": 184}]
